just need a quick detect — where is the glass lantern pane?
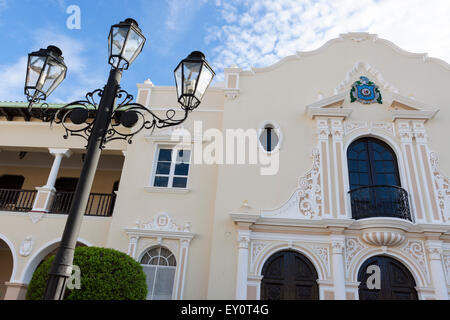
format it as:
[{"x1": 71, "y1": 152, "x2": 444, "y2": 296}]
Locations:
[
  {"x1": 111, "y1": 26, "x2": 128, "y2": 56},
  {"x1": 174, "y1": 65, "x2": 182, "y2": 99},
  {"x1": 27, "y1": 56, "x2": 46, "y2": 88},
  {"x1": 123, "y1": 28, "x2": 144, "y2": 63},
  {"x1": 41, "y1": 60, "x2": 65, "y2": 95},
  {"x1": 183, "y1": 62, "x2": 201, "y2": 95},
  {"x1": 195, "y1": 65, "x2": 213, "y2": 100}
]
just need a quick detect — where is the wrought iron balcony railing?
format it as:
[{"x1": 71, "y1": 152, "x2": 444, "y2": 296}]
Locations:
[
  {"x1": 348, "y1": 185, "x2": 412, "y2": 221},
  {"x1": 51, "y1": 191, "x2": 116, "y2": 217},
  {"x1": 0, "y1": 189, "x2": 37, "y2": 212}
]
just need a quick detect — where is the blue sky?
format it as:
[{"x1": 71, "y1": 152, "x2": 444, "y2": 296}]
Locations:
[{"x1": 1, "y1": 0, "x2": 450, "y2": 103}]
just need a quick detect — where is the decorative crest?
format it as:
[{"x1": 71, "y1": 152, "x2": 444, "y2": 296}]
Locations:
[{"x1": 350, "y1": 76, "x2": 382, "y2": 104}]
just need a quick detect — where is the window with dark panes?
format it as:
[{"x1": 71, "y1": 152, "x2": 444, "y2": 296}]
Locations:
[
  {"x1": 153, "y1": 148, "x2": 191, "y2": 188},
  {"x1": 347, "y1": 138, "x2": 400, "y2": 189}
]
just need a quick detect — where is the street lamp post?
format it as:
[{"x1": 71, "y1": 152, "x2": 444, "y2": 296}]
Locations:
[{"x1": 24, "y1": 18, "x2": 215, "y2": 300}]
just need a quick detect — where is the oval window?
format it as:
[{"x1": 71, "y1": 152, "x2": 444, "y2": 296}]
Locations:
[{"x1": 259, "y1": 124, "x2": 279, "y2": 152}]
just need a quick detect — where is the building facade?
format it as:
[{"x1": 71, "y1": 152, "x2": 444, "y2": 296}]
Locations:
[{"x1": 1, "y1": 32, "x2": 450, "y2": 300}]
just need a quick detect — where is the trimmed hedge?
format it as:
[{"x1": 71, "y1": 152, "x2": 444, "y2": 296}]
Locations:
[{"x1": 26, "y1": 246, "x2": 147, "y2": 300}]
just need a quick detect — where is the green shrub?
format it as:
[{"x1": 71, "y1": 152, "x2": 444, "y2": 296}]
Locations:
[{"x1": 26, "y1": 246, "x2": 147, "y2": 300}]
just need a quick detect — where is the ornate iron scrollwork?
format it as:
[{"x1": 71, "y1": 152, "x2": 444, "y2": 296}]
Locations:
[
  {"x1": 29, "y1": 87, "x2": 190, "y2": 148},
  {"x1": 348, "y1": 185, "x2": 412, "y2": 221}
]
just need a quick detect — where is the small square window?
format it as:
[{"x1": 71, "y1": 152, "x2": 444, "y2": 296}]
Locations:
[{"x1": 153, "y1": 147, "x2": 191, "y2": 189}]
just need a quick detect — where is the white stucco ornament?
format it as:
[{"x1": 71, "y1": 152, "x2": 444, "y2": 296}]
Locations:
[
  {"x1": 137, "y1": 212, "x2": 191, "y2": 232},
  {"x1": 19, "y1": 236, "x2": 34, "y2": 257}
]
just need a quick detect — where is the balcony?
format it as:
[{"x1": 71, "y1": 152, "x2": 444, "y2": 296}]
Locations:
[
  {"x1": 0, "y1": 189, "x2": 37, "y2": 212},
  {"x1": 348, "y1": 185, "x2": 412, "y2": 221},
  {"x1": 51, "y1": 191, "x2": 116, "y2": 217},
  {"x1": 0, "y1": 189, "x2": 116, "y2": 217}
]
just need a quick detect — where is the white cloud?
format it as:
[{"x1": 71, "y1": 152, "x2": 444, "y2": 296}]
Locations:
[
  {"x1": 208, "y1": 0, "x2": 450, "y2": 78},
  {"x1": 0, "y1": 30, "x2": 104, "y2": 103},
  {"x1": 0, "y1": 57, "x2": 28, "y2": 102},
  {"x1": 165, "y1": 0, "x2": 208, "y2": 31}
]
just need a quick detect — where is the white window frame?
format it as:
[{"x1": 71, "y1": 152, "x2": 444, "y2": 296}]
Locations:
[
  {"x1": 140, "y1": 246, "x2": 177, "y2": 300},
  {"x1": 150, "y1": 144, "x2": 192, "y2": 190}
]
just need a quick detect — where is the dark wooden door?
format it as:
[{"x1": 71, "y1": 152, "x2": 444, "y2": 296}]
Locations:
[
  {"x1": 261, "y1": 250, "x2": 319, "y2": 300},
  {"x1": 358, "y1": 255, "x2": 418, "y2": 300}
]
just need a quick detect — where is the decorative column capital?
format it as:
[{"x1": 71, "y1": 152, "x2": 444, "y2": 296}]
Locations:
[
  {"x1": 181, "y1": 238, "x2": 191, "y2": 248},
  {"x1": 317, "y1": 118, "x2": 330, "y2": 141},
  {"x1": 48, "y1": 148, "x2": 72, "y2": 158},
  {"x1": 331, "y1": 241, "x2": 345, "y2": 254},
  {"x1": 396, "y1": 121, "x2": 413, "y2": 143},
  {"x1": 412, "y1": 121, "x2": 428, "y2": 144},
  {"x1": 330, "y1": 118, "x2": 344, "y2": 141},
  {"x1": 129, "y1": 235, "x2": 139, "y2": 244},
  {"x1": 425, "y1": 240, "x2": 443, "y2": 260},
  {"x1": 330, "y1": 235, "x2": 345, "y2": 255}
]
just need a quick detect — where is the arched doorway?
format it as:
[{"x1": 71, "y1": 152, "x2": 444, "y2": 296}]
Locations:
[
  {"x1": 0, "y1": 239, "x2": 14, "y2": 299},
  {"x1": 261, "y1": 250, "x2": 319, "y2": 300},
  {"x1": 21, "y1": 241, "x2": 87, "y2": 284},
  {"x1": 358, "y1": 255, "x2": 418, "y2": 300}
]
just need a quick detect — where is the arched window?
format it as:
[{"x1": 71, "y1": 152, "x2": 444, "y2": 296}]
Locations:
[
  {"x1": 259, "y1": 124, "x2": 280, "y2": 152},
  {"x1": 347, "y1": 138, "x2": 400, "y2": 189},
  {"x1": 140, "y1": 246, "x2": 176, "y2": 300},
  {"x1": 347, "y1": 138, "x2": 411, "y2": 220}
]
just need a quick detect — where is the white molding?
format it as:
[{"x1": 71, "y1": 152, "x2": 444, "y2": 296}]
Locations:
[
  {"x1": 19, "y1": 237, "x2": 92, "y2": 284},
  {"x1": 391, "y1": 93, "x2": 439, "y2": 112},
  {"x1": 144, "y1": 187, "x2": 190, "y2": 194},
  {"x1": 306, "y1": 91, "x2": 347, "y2": 110},
  {"x1": 126, "y1": 212, "x2": 195, "y2": 301},
  {"x1": 238, "y1": 32, "x2": 450, "y2": 76},
  {"x1": 334, "y1": 60, "x2": 399, "y2": 94},
  {"x1": 392, "y1": 110, "x2": 438, "y2": 121},
  {"x1": 308, "y1": 108, "x2": 352, "y2": 119}
]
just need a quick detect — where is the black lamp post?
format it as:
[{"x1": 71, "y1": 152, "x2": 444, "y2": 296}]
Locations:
[{"x1": 24, "y1": 18, "x2": 215, "y2": 300}]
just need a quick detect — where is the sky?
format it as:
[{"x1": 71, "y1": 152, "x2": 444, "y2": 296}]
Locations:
[{"x1": 0, "y1": 0, "x2": 450, "y2": 104}]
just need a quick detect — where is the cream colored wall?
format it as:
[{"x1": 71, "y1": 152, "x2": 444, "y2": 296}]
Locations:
[
  {"x1": 105, "y1": 89, "x2": 224, "y2": 299},
  {"x1": 206, "y1": 35, "x2": 450, "y2": 298}
]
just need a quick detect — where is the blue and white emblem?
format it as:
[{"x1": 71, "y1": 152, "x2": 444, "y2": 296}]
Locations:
[{"x1": 350, "y1": 76, "x2": 382, "y2": 104}]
